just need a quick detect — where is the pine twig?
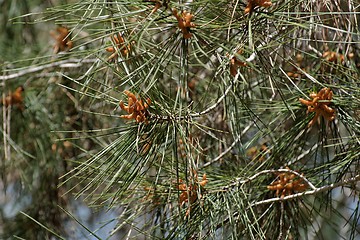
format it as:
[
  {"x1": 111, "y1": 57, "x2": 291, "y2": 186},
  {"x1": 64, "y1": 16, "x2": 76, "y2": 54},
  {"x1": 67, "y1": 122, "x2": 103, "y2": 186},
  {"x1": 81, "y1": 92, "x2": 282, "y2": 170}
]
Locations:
[
  {"x1": 189, "y1": 73, "x2": 241, "y2": 118},
  {"x1": 277, "y1": 202, "x2": 284, "y2": 240},
  {"x1": 252, "y1": 174, "x2": 360, "y2": 207},
  {"x1": 0, "y1": 58, "x2": 98, "y2": 81},
  {"x1": 201, "y1": 121, "x2": 255, "y2": 168},
  {"x1": 223, "y1": 168, "x2": 317, "y2": 191}
]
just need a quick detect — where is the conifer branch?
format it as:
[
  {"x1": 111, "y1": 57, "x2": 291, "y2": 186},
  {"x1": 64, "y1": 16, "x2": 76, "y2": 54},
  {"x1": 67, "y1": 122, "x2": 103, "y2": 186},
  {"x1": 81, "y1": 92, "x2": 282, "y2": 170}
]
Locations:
[{"x1": 4, "y1": 0, "x2": 359, "y2": 238}]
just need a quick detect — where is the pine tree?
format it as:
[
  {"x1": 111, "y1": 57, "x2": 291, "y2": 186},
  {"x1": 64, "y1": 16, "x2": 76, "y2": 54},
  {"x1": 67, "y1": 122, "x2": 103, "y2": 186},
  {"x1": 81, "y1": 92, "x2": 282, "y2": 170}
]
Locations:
[{"x1": 1, "y1": 0, "x2": 359, "y2": 239}]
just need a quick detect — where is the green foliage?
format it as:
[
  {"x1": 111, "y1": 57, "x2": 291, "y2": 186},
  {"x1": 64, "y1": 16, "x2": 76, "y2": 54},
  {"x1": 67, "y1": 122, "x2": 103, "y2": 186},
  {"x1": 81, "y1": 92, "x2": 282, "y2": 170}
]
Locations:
[{"x1": 1, "y1": 0, "x2": 359, "y2": 239}]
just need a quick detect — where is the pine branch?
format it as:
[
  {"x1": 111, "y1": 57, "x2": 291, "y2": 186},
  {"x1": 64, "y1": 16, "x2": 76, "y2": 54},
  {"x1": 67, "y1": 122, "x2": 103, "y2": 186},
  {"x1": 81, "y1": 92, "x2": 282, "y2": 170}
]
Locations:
[{"x1": 4, "y1": 0, "x2": 359, "y2": 238}]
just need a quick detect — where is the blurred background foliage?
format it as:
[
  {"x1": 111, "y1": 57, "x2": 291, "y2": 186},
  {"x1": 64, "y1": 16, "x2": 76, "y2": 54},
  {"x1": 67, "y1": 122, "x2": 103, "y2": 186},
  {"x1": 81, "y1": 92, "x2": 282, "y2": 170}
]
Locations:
[
  {"x1": 0, "y1": 0, "x2": 113, "y2": 239},
  {"x1": 0, "y1": 0, "x2": 359, "y2": 239}
]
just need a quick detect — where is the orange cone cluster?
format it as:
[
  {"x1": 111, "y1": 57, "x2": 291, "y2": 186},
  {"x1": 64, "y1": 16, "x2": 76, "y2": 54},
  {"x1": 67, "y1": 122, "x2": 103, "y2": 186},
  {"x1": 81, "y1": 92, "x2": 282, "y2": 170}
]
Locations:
[
  {"x1": 287, "y1": 53, "x2": 305, "y2": 78},
  {"x1": 230, "y1": 50, "x2": 247, "y2": 77},
  {"x1": 106, "y1": 33, "x2": 131, "y2": 60},
  {"x1": 1, "y1": 86, "x2": 25, "y2": 111},
  {"x1": 177, "y1": 171, "x2": 208, "y2": 216},
  {"x1": 322, "y1": 51, "x2": 345, "y2": 64},
  {"x1": 119, "y1": 90, "x2": 151, "y2": 123},
  {"x1": 172, "y1": 9, "x2": 195, "y2": 39},
  {"x1": 51, "y1": 26, "x2": 73, "y2": 54},
  {"x1": 245, "y1": 0, "x2": 272, "y2": 14},
  {"x1": 267, "y1": 169, "x2": 307, "y2": 198},
  {"x1": 299, "y1": 87, "x2": 335, "y2": 127},
  {"x1": 246, "y1": 144, "x2": 269, "y2": 162}
]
